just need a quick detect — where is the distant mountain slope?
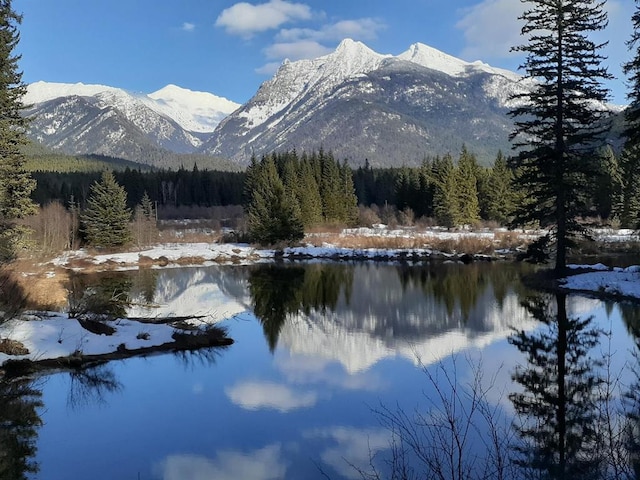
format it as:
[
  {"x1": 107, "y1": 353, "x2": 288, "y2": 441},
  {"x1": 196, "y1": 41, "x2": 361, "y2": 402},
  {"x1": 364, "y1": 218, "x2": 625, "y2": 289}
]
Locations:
[
  {"x1": 24, "y1": 40, "x2": 623, "y2": 169},
  {"x1": 200, "y1": 39, "x2": 532, "y2": 166},
  {"x1": 23, "y1": 81, "x2": 240, "y2": 166}
]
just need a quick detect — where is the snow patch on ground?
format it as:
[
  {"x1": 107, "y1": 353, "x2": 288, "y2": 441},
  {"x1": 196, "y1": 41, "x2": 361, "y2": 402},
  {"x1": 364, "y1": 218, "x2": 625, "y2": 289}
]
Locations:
[
  {"x1": 0, "y1": 313, "x2": 178, "y2": 365},
  {"x1": 562, "y1": 266, "x2": 640, "y2": 299}
]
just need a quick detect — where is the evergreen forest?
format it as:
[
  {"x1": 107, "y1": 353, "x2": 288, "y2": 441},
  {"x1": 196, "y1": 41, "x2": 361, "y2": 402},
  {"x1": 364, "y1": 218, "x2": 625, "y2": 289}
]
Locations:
[{"x1": 27, "y1": 143, "x2": 635, "y2": 231}]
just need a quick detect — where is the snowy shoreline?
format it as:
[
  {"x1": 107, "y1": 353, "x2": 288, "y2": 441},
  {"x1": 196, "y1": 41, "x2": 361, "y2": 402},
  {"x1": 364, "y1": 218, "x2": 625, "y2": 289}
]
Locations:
[{"x1": 2, "y1": 229, "x2": 639, "y2": 373}]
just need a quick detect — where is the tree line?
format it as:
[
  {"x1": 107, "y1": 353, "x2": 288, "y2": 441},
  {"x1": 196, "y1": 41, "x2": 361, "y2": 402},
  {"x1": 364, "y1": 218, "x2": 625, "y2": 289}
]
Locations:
[
  {"x1": 31, "y1": 167, "x2": 245, "y2": 211},
  {"x1": 15, "y1": 139, "x2": 639, "y2": 248}
]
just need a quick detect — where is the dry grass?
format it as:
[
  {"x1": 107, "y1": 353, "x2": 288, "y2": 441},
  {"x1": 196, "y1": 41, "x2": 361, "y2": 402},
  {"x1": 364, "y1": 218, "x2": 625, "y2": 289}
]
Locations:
[
  {"x1": 308, "y1": 229, "x2": 532, "y2": 255},
  {"x1": 2, "y1": 260, "x2": 69, "y2": 311},
  {"x1": 428, "y1": 236, "x2": 495, "y2": 255},
  {"x1": 310, "y1": 234, "x2": 428, "y2": 250},
  {"x1": 0, "y1": 338, "x2": 29, "y2": 355},
  {"x1": 157, "y1": 228, "x2": 222, "y2": 244}
]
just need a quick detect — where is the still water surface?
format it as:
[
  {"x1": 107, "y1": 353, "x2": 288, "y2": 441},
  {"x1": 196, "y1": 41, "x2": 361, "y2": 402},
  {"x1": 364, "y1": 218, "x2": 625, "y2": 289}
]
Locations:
[{"x1": 7, "y1": 262, "x2": 640, "y2": 479}]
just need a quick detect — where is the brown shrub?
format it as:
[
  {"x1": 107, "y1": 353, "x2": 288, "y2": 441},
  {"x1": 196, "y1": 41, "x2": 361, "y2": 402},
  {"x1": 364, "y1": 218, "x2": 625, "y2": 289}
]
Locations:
[{"x1": 23, "y1": 201, "x2": 72, "y2": 255}]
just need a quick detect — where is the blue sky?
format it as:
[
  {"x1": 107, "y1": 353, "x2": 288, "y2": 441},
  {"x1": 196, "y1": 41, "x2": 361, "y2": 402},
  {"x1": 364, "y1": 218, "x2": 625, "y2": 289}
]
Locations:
[{"x1": 14, "y1": 0, "x2": 635, "y2": 104}]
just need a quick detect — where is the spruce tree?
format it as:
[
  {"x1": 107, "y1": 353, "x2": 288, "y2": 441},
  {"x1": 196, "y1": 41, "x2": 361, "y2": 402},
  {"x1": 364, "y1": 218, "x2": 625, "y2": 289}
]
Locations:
[
  {"x1": 455, "y1": 147, "x2": 480, "y2": 225},
  {"x1": 485, "y1": 151, "x2": 516, "y2": 224},
  {"x1": 320, "y1": 151, "x2": 344, "y2": 223},
  {"x1": 593, "y1": 145, "x2": 623, "y2": 221},
  {"x1": 622, "y1": 1, "x2": 640, "y2": 228},
  {"x1": 624, "y1": 1, "x2": 640, "y2": 147},
  {"x1": 338, "y1": 160, "x2": 359, "y2": 225},
  {"x1": 431, "y1": 154, "x2": 460, "y2": 228},
  {"x1": 81, "y1": 171, "x2": 132, "y2": 247},
  {"x1": 509, "y1": 0, "x2": 611, "y2": 273},
  {"x1": 0, "y1": 1, "x2": 36, "y2": 261},
  {"x1": 296, "y1": 158, "x2": 323, "y2": 227},
  {"x1": 246, "y1": 156, "x2": 304, "y2": 245}
]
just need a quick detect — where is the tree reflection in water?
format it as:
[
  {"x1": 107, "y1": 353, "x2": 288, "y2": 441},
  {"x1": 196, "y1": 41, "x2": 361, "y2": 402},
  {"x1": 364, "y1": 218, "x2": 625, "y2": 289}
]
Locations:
[
  {"x1": 66, "y1": 269, "x2": 158, "y2": 321},
  {"x1": 396, "y1": 262, "x2": 530, "y2": 322},
  {"x1": 67, "y1": 364, "x2": 123, "y2": 410},
  {"x1": 247, "y1": 263, "x2": 353, "y2": 351},
  {"x1": 509, "y1": 293, "x2": 604, "y2": 479},
  {"x1": 0, "y1": 376, "x2": 43, "y2": 480},
  {"x1": 622, "y1": 301, "x2": 640, "y2": 479}
]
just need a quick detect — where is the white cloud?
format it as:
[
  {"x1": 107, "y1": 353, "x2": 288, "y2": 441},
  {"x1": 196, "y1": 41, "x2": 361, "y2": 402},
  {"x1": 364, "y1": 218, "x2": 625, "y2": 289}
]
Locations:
[
  {"x1": 456, "y1": 0, "x2": 526, "y2": 60},
  {"x1": 277, "y1": 18, "x2": 386, "y2": 43},
  {"x1": 182, "y1": 22, "x2": 195, "y2": 32},
  {"x1": 215, "y1": 0, "x2": 312, "y2": 38},
  {"x1": 225, "y1": 381, "x2": 317, "y2": 412},
  {"x1": 254, "y1": 17, "x2": 385, "y2": 76},
  {"x1": 159, "y1": 445, "x2": 286, "y2": 480},
  {"x1": 264, "y1": 40, "x2": 331, "y2": 60},
  {"x1": 457, "y1": 0, "x2": 633, "y2": 103}
]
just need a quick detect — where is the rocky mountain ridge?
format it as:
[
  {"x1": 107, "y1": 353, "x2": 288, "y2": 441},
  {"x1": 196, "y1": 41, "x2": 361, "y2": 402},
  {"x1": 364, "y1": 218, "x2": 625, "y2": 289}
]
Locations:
[
  {"x1": 200, "y1": 39, "x2": 532, "y2": 166},
  {"x1": 23, "y1": 39, "x2": 621, "y2": 168}
]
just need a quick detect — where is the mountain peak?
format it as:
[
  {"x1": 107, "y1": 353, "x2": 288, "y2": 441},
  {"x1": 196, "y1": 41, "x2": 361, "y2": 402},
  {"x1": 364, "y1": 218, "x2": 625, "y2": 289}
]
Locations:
[
  {"x1": 398, "y1": 42, "x2": 520, "y2": 81},
  {"x1": 330, "y1": 38, "x2": 388, "y2": 63},
  {"x1": 149, "y1": 84, "x2": 239, "y2": 112},
  {"x1": 24, "y1": 81, "x2": 119, "y2": 105},
  {"x1": 335, "y1": 38, "x2": 369, "y2": 53},
  {"x1": 398, "y1": 43, "x2": 473, "y2": 77}
]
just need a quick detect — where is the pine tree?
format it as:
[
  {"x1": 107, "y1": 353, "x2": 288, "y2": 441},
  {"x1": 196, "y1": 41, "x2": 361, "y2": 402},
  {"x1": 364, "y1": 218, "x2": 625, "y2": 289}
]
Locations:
[
  {"x1": 484, "y1": 151, "x2": 516, "y2": 224},
  {"x1": 431, "y1": 154, "x2": 460, "y2": 228},
  {"x1": 246, "y1": 156, "x2": 304, "y2": 245},
  {"x1": 624, "y1": 1, "x2": 640, "y2": 148},
  {"x1": 593, "y1": 145, "x2": 623, "y2": 221},
  {"x1": 0, "y1": 1, "x2": 36, "y2": 261},
  {"x1": 619, "y1": 145, "x2": 640, "y2": 227},
  {"x1": 81, "y1": 171, "x2": 132, "y2": 247},
  {"x1": 133, "y1": 191, "x2": 157, "y2": 248},
  {"x1": 622, "y1": 1, "x2": 640, "y2": 228},
  {"x1": 455, "y1": 147, "x2": 480, "y2": 225},
  {"x1": 509, "y1": 0, "x2": 611, "y2": 273}
]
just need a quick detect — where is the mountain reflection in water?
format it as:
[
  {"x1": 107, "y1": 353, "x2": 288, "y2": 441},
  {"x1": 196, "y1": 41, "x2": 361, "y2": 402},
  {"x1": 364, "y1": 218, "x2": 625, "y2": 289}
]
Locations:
[
  {"x1": 247, "y1": 262, "x2": 537, "y2": 371},
  {"x1": 16, "y1": 262, "x2": 640, "y2": 480}
]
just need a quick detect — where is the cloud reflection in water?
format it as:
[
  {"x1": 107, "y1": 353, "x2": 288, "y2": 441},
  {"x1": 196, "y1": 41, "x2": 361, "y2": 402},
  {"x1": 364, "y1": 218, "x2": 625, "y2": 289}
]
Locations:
[
  {"x1": 159, "y1": 444, "x2": 287, "y2": 480},
  {"x1": 225, "y1": 381, "x2": 317, "y2": 412}
]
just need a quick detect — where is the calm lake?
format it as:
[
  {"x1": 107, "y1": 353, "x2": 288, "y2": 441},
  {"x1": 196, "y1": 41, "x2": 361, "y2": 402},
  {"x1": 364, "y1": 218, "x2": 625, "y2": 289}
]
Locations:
[{"x1": 6, "y1": 261, "x2": 640, "y2": 480}]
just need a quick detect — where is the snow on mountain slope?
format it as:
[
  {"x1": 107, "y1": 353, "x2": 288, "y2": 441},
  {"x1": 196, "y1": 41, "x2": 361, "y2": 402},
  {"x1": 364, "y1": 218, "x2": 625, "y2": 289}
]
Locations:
[
  {"x1": 25, "y1": 81, "x2": 239, "y2": 134},
  {"x1": 149, "y1": 84, "x2": 240, "y2": 133},
  {"x1": 202, "y1": 38, "x2": 528, "y2": 165},
  {"x1": 398, "y1": 43, "x2": 521, "y2": 81},
  {"x1": 24, "y1": 81, "x2": 120, "y2": 105},
  {"x1": 237, "y1": 39, "x2": 390, "y2": 130}
]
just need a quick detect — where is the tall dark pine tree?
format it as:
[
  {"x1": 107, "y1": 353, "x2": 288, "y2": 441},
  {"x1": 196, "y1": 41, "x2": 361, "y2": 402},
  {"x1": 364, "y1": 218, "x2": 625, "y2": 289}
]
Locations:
[
  {"x1": 509, "y1": 0, "x2": 611, "y2": 273},
  {"x1": 622, "y1": 1, "x2": 640, "y2": 230},
  {"x1": 0, "y1": 1, "x2": 36, "y2": 261},
  {"x1": 624, "y1": 1, "x2": 640, "y2": 147}
]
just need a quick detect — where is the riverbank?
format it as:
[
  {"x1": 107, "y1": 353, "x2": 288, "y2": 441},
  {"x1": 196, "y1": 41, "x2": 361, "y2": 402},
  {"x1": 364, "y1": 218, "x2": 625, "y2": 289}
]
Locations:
[{"x1": 1, "y1": 225, "x2": 639, "y2": 374}]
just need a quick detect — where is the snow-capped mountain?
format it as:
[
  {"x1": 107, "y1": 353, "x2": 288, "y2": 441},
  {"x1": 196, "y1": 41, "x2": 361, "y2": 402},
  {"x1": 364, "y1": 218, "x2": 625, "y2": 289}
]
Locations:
[
  {"x1": 200, "y1": 39, "x2": 530, "y2": 166},
  {"x1": 148, "y1": 84, "x2": 239, "y2": 133},
  {"x1": 24, "y1": 81, "x2": 240, "y2": 162}
]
